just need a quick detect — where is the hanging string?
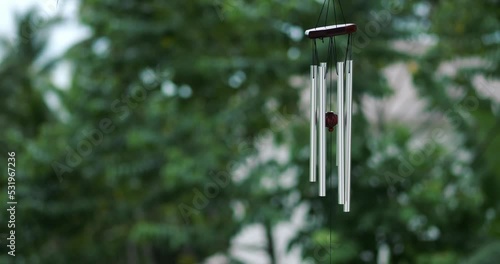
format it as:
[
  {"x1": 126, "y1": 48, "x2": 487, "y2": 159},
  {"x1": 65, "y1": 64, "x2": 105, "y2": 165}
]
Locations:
[
  {"x1": 310, "y1": 3, "x2": 353, "y2": 262},
  {"x1": 315, "y1": 0, "x2": 346, "y2": 29},
  {"x1": 325, "y1": 0, "x2": 330, "y2": 27},
  {"x1": 334, "y1": 0, "x2": 350, "y2": 74},
  {"x1": 311, "y1": 39, "x2": 314, "y2": 65},
  {"x1": 313, "y1": 0, "x2": 350, "y2": 73},
  {"x1": 329, "y1": 3, "x2": 338, "y2": 263},
  {"x1": 338, "y1": 0, "x2": 349, "y2": 71},
  {"x1": 332, "y1": 0, "x2": 338, "y2": 75},
  {"x1": 329, "y1": 126, "x2": 333, "y2": 264},
  {"x1": 313, "y1": 39, "x2": 320, "y2": 66},
  {"x1": 325, "y1": 37, "x2": 333, "y2": 76},
  {"x1": 338, "y1": 0, "x2": 346, "y2": 25},
  {"x1": 346, "y1": 34, "x2": 352, "y2": 71},
  {"x1": 329, "y1": 37, "x2": 334, "y2": 109},
  {"x1": 332, "y1": 0, "x2": 338, "y2": 26},
  {"x1": 312, "y1": 39, "x2": 321, "y2": 67},
  {"x1": 349, "y1": 34, "x2": 353, "y2": 61},
  {"x1": 329, "y1": 36, "x2": 334, "y2": 264}
]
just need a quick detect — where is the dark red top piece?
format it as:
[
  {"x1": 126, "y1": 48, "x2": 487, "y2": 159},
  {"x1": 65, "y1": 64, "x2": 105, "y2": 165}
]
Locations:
[{"x1": 305, "y1": 23, "x2": 357, "y2": 39}]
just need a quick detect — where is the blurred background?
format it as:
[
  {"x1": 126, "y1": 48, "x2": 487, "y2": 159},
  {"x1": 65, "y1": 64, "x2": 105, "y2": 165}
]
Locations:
[{"x1": 0, "y1": 0, "x2": 499, "y2": 263}]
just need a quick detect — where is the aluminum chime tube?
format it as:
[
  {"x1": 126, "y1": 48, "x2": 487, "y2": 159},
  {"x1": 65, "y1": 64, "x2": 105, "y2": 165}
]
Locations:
[
  {"x1": 306, "y1": 53, "x2": 353, "y2": 205},
  {"x1": 310, "y1": 65, "x2": 317, "y2": 183},
  {"x1": 337, "y1": 62, "x2": 344, "y2": 204},
  {"x1": 344, "y1": 60, "x2": 353, "y2": 212},
  {"x1": 319, "y1": 62, "x2": 327, "y2": 197}
]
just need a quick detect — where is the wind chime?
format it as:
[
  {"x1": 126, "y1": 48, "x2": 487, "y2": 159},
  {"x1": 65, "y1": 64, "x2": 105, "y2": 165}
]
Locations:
[{"x1": 306, "y1": 0, "x2": 356, "y2": 212}]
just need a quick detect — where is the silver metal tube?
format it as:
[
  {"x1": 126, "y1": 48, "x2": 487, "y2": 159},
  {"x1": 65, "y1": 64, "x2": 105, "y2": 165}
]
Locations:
[
  {"x1": 344, "y1": 60, "x2": 353, "y2": 212},
  {"x1": 319, "y1": 62, "x2": 327, "y2": 197},
  {"x1": 336, "y1": 121, "x2": 339, "y2": 167},
  {"x1": 337, "y1": 62, "x2": 344, "y2": 204},
  {"x1": 310, "y1": 65, "x2": 317, "y2": 183}
]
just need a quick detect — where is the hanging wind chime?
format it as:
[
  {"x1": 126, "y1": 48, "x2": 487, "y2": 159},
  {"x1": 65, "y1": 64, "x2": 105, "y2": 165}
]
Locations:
[{"x1": 306, "y1": 0, "x2": 356, "y2": 212}]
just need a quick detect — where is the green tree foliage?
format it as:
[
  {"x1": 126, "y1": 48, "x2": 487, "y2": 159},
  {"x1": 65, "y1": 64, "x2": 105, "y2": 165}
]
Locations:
[{"x1": 411, "y1": 0, "x2": 500, "y2": 262}]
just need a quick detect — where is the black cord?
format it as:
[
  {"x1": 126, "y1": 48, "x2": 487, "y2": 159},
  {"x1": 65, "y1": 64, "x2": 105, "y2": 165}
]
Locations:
[
  {"x1": 325, "y1": 37, "x2": 333, "y2": 76},
  {"x1": 329, "y1": 113, "x2": 333, "y2": 264},
  {"x1": 332, "y1": 37, "x2": 338, "y2": 75},
  {"x1": 350, "y1": 34, "x2": 353, "y2": 60},
  {"x1": 325, "y1": 0, "x2": 330, "y2": 27},
  {"x1": 315, "y1": 0, "x2": 328, "y2": 28},
  {"x1": 346, "y1": 34, "x2": 352, "y2": 67},
  {"x1": 338, "y1": 0, "x2": 346, "y2": 25},
  {"x1": 330, "y1": 38, "x2": 334, "y2": 110},
  {"x1": 309, "y1": 2, "x2": 352, "y2": 263},
  {"x1": 329, "y1": 112, "x2": 336, "y2": 264},
  {"x1": 313, "y1": 40, "x2": 319, "y2": 65},
  {"x1": 328, "y1": 31, "x2": 335, "y2": 264},
  {"x1": 333, "y1": 0, "x2": 338, "y2": 26},
  {"x1": 312, "y1": 39, "x2": 316, "y2": 65},
  {"x1": 311, "y1": 39, "x2": 314, "y2": 65},
  {"x1": 332, "y1": 0, "x2": 338, "y2": 75}
]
